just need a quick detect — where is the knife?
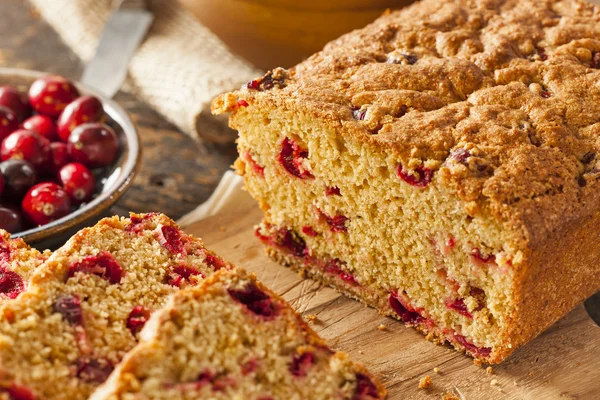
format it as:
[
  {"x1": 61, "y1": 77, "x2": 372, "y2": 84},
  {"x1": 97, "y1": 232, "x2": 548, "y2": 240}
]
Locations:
[{"x1": 80, "y1": 0, "x2": 154, "y2": 98}]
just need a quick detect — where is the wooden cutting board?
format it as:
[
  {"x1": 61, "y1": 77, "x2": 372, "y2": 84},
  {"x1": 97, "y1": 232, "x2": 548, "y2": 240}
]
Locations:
[{"x1": 185, "y1": 192, "x2": 600, "y2": 399}]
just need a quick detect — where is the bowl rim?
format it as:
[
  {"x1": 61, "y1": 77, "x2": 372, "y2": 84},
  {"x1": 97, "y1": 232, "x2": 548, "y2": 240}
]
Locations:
[{"x1": 0, "y1": 67, "x2": 141, "y2": 243}]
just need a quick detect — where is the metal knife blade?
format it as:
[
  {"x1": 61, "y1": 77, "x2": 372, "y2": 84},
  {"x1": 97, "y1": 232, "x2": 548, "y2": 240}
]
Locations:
[
  {"x1": 80, "y1": 1, "x2": 153, "y2": 98},
  {"x1": 584, "y1": 291, "x2": 600, "y2": 327}
]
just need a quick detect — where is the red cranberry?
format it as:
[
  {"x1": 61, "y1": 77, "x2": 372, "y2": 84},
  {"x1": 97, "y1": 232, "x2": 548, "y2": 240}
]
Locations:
[
  {"x1": 21, "y1": 182, "x2": 70, "y2": 225},
  {"x1": 0, "y1": 269, "x2": 24, "y2": 299},
  {"x1": 57, "y1": 95, "x2": 104, "y2": 142},
  {"x1": 318, "y1": 209, "x2": 349, "y2": 232},
  {"x1": 0, "y1": 160, "x2": 37, "y2": 200},
  {"x1": 244, "y1": 152, "x2": 264, "y2": 177},
  {"x1": 67, "y1": 251, "x2": 123, "y2": 284},
  {"x1": 352, "y1": 373, "x2": 380, "y2": 400},
  {"x1": 449, "y1": 148, "x2": 470, "y2": 164},
  {"x1": 1, "y1": 129, "x2": 50, "y2": 171},
  {"x1": 277, "y1": 228, "x2": 306, "y2": 257},
  {"x1": 397, "y1": 164, "x2": 432, "y2": 188},
  {"x1": 325, "y1": 186, "x2": 341, "y2": 196},
  {"x1": 21, "y1": 115, "x2": 58, "y2": 141},
  {"x1": 301, "y1": 226, "x2": 318, "y2": 237},
  {"x1": 0, "y1": 86, "x2": 30, "y2": 122},
  {"x1": 4, "y1": 383, "x2": 37, "y2": 400},
  {"x1": 228, "y1": 282, "x2": 277, "y2": 318},
  {"x1": 53, "y1": 295, "x2": 83, "y2": 325},
  {"x1": 126, "y1": 212, "x2": 159, "y2": 234},
  {"x1": 28, "y1": 75, "x2": 79, "y2": 118},
  {"x1": 165, "y1": 264, "x2": 203, "y2": 287},
  {"x1": 0, "y1": 106, "x2": 19, "y2": 141},
  {"x1": 0, "y1": 206, "x2": 22, "y2": 233},
  {"x1": 352, "y1": 107, "x2": 367, "y2": 120},
  {"x1": 471, "y1": 248, "x2": 496, "y2": 264},
  {"x1": 388, "y1": 292, "x2": 424, "y2": 326},
  {"x1": 324, "y1": 259, "x2": 358, "y2": 286},
  {"x1": 127, "y1": 305, "x2": 151, "y2": 335},
  {"x1": 289, "y1": 352, "x2": 315, "y2": 377},
  {"x1": 75, "y1": 357, "x2": 113, "y2": 384},
  {"x1": 237, "y1": 99, "x2": 249, "y2": 107},
  {"x1": 47, "y1": 142, "x2": 71, "y2": 175},
  {"x1": 21, "y1": 182, "x2": 70, "y2": 226},
  {"x1": 278, "y1": 138, "x2": 312, "y2": 179},
  {"x1": 241, "y1": 359, "x2": 257, "y2": 375},
  {"x1": 58, "y1": 162, "x2": 95, "y2": 204},
  {"x1": 204, "y1": 253, "x2": 228, "y2": 270},
  {"x1": 67, "y1": 123, "x2": 118, "y2": 168},
  {"x1": 453, "y1": 333, "x2": 491, "y2": 357},
  {"x1": 445, "y1": 298, "x2": 472, "y2": 318},
  {"x1": 156, "y1": 225, "x2": 186, "y2": 255}
]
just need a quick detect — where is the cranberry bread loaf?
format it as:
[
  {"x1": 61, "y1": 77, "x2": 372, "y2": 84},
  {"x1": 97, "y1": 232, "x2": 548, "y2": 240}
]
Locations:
[
  {"x1": 91, "y1": 268, "x2": 385, "y2": 400},
  {"x1": 0, "y1": 213, "x2": 230, "y2": 400},
  {"x1": 0, "y1": 230, "x2": 49, "y2": 300},
  {"x1": 213, "y1": 0, "x2": 600, "y2": 364}
]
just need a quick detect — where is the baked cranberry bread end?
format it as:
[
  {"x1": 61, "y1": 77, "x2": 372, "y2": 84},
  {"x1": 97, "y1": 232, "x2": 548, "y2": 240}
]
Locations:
[
  {"x1": 0, "y1": 213, "x2": 230, "y2": 400},
  {"x1": 91, "y1": 268, "x2": 386, "y2": 400},
  {"x1": 213, "y1": 0, "x2": 600, "y2": 364}
]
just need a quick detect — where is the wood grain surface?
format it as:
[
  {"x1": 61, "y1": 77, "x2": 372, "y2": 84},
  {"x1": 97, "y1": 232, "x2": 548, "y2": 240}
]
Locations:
[
  {"x1": 0, "y1": 0, "x2": 237, "y2": 221},
  {"x1": 186, "y1": 194, "x2": 600, "y2": 400}
]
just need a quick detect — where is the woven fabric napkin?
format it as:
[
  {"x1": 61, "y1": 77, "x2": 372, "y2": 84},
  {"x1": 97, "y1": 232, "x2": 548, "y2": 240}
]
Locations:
[{"x1": 28, "y1": 0, "x2": 262, "y2": 143}]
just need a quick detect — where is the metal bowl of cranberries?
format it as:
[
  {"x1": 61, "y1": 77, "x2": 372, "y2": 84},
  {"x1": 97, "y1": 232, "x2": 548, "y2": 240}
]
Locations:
[{"x1": 0, "y1": 68, "x2": 140, "y2": 248}]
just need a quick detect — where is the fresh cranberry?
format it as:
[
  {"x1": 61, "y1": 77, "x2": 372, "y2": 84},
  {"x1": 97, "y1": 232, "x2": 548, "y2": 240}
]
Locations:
[
  {"x1": 397, "y1": 164, "x2": 432, "y2": 188},
  {"x1": 228, "y1": 282, "x2": 277, "y2": 318},
  {"x1": 471, "y1": 248, "x2": 496, "y2": 264},
  {"x1": 301, "y1": 226, "x2": 318, "y2": 237},
  {"x1": 0, "y1": 206, "x2": 22, "y2": 233},
  {"x1": 445, "y1": 298, "x2": 472, "y2": 318},
  {"x1": 4, "y1": 383, "x2": 37, "y2": 400},
  {"x1": 278, "y1": 138, "x2": 312, "y2": 179},
  {"x1": 28, "y1": 75, "x2": 79, "y2": 118},
  {"x1": 58, "y1": 162, "x2": 95, "y2": 204},
  {"x1": 277, "y1": 228, "x2": 306, "y2": 257},
  {"x1": 21, "y1": 182, "x2": 70, "y2": 226},
  {"x1": 67, "y1": 122, "x2": 119, "y2": 168},
  {"x1": 57, "y1": 95, "x2": 104, "y2": 142},
  {"x1": 388, "y1": 292, "x2": 424, "y2": 325},
  {"x1": 237, "y1": 99, "x2": 249, "y2": 107},
  {"x1": 165, "y1": 265, "x2": 203, "y2": 287},
  {"x1": 204, "y1": 253, "x2": 227, "y2": 270},
  {"x1": 127, "y1": 305, "x2": 151, "y2": 335},
  {"x1": 0, "y1": 159, "x2": 37, "y2": 200},
  {"x1": 21, "y1": 115, "x2": 58, "y2": 141},
  {"x1": 75, "y1": 357, "x2": 113, "y2": 384},
  {"x1": 53, "y1": 295, "x2": 83, "y2": 325},
  {"x1": 0, "y1": 86, "x2": 30, "y2": 122},
  {"x1": 46, "y1": 142, "x2": 71, "y2": 175},
  {"x1": 244, "y1": 152, "x2": 264, "y2": 177},
  {"x1": 156, "y1": 225, "x2": 186, "y2": 255},
  {"x1": 289, "y1": 352, "x2": 315, "y2": 377},
  {"x1": 1, "y1": 129, "x2": 50, "y2": 171},
  {"x1": 0, "y1": 106, "x2": 19, "y2": 141},
  {"x1": 241, "y1": 358, "x2": 257, "y2": 375},
  {"x1": 352, "y1": 373, "x2": 380, "y2": 400},
  {"x1": 325, "y1": 186, "x2": 341, "y2": 196},
  {"x1": 324, "y1": 259, "x2": 358, "y2": 286},
  {"x1": 449, "y1": 148, "x2": 470, "y2": 164},
  {"x1": 321, "y1": 211, "x2": 349, "y2": 233},
  {"x1": 453, "y1": 333, "x2": 491, "y2": 357},
  {"x1": 67, "y1": 251, "x2": 123, "y2": 284},
  {"x1": 0, "y1": 269, "x2": 24, "y2": 299}
]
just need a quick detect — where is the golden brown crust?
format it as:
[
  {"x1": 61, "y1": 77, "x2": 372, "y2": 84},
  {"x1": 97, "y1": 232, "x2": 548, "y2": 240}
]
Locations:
[{"x1": 213, "y1": 0, "x2": 600, "y2": 252}]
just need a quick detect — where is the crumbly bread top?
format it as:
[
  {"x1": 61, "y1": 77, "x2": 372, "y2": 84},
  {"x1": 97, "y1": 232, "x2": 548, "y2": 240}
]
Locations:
[
  {"x1": 213, "y1": 0, "x2": 600, "y2": 248},
  {"x1": 0, "y1": 230, "x2": 49, "y2": 300},
  {"x1": 0, "y1": 213, "x2": 230, "y2": 400},
  {"x1": 91, "y1": 268, "x2": 385, "y2": 400}
]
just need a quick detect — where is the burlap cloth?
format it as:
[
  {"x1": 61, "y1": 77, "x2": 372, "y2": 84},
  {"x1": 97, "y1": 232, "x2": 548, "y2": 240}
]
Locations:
[{"x1": 28, "y1": 0, "x2": 262, "y2": 144}]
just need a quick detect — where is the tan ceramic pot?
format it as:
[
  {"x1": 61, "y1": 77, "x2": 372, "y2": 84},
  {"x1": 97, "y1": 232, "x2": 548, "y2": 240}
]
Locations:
[{"x1": 180, "y1": 0, "x2": 415, "y2": 70}]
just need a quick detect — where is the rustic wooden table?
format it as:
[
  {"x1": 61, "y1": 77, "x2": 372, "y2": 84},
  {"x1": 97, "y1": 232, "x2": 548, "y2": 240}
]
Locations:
[{"x1": 0, "y1": 0, "x2": 237, "y2": 221}]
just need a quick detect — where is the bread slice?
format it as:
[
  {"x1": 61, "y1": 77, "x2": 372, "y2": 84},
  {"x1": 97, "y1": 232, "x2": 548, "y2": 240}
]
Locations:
[
  {"x1": 212, "y1": 0, "x2": 600, "y2": 364},
  {"x1": 0, "y1": 230, "x2": 50, "y2": 300},
  {"x1": 91, "y1": 268, "x2": 385, "y2": 400},
  {"x1": 0, "y1": 213, "x2": 229, "y2": 400}
]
